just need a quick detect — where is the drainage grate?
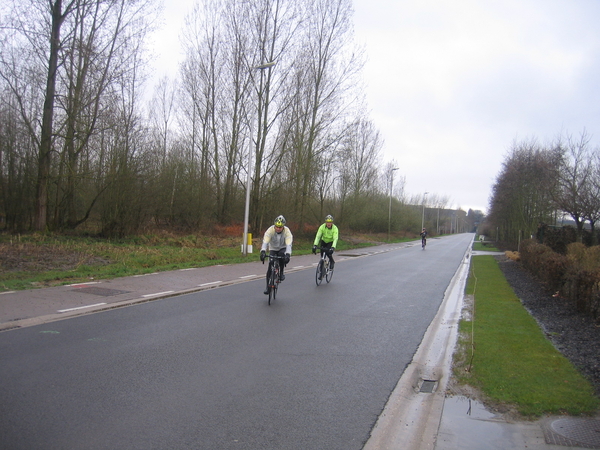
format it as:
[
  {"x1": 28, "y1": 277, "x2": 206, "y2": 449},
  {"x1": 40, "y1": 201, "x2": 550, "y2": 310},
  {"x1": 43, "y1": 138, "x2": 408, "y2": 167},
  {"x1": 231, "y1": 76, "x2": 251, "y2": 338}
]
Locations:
[
  {"x1": 420, "y1": 380, "x2": 437, "y2": 393},
  {"x1": 543, "y1": 418, "x2": 600, "y2": 449},
  {"x1": 74, "y1": 287, "x2": 130, "y2": 297}
]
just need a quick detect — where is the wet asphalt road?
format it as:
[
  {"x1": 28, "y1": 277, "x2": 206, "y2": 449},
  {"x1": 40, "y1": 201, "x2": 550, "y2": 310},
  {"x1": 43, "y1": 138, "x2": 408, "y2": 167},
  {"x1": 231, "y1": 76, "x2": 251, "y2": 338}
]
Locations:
[{"x1": 0, "y1": 234, "x2": 474, "y2": 449}]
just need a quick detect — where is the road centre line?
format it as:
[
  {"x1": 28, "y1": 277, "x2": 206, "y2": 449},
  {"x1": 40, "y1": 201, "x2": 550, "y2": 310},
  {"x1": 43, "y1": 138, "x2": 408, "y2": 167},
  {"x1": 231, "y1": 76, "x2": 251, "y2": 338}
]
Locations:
[
  {"x1": 142, "y1": 291, "x2": 174, "y2": 298},
  {"x1": 239, "y1": 275, "x2": 257, "y2": 279},
  {"x1": 58, "y1": 303, "x2": 107, "y2": 313}
]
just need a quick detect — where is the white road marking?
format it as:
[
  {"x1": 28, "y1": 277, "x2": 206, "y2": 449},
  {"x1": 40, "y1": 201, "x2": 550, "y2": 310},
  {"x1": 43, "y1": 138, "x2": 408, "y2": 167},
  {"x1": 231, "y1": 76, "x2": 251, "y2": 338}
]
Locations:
[
  {"x1": 199, "y1": 281, "x2": 222, "y2": 286},
  {"x1": 142, "y1": 291, "x2": 174, "y2": 298},
  {"x1": 58, "y1": 303, "x2": 107, "y2": 313},
  {"x1": 67, "y1": 281, "x2": 100, "y2": 287},
  {"x1": 240, "y1": 275, "x2": 257, "y2": 279}
]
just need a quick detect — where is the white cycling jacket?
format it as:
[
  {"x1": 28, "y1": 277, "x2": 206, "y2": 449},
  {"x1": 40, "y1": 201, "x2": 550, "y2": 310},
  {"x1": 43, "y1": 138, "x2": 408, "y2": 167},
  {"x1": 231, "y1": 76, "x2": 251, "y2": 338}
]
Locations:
[{"x1": 261, "y1": 225, "x2": 293, "y2": 254}]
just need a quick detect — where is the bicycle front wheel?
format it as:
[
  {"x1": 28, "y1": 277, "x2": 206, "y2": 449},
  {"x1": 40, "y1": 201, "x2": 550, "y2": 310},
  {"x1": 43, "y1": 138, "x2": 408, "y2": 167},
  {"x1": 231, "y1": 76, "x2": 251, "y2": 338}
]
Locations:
[
  {"x1": 272, "y1": 264, "x2": 279, "y2": 300},
  {"x1": 268, "y1": 265, "x2": 276, "y2": 305},
  {"x1": 315, "y1": 259, "x2": 323, "y2": 286}
]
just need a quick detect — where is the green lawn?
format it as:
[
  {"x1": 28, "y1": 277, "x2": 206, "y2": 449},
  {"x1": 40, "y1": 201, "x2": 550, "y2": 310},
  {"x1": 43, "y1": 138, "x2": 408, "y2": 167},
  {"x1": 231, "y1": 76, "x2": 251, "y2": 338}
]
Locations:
[{"x1": 454, "y1": 255, "x2": 598, "y2": 416}]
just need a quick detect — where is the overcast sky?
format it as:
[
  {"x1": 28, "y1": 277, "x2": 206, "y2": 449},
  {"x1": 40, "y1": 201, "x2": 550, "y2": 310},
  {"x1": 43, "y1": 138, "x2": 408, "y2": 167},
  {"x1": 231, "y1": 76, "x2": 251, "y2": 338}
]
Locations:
[{"x1": 149, "y1": 0, "x2": 600, "y2": 213}]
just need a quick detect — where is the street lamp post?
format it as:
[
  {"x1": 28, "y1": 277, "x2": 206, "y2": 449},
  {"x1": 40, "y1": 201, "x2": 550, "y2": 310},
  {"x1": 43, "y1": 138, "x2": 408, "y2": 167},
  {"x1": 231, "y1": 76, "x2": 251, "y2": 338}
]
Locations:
[
  {"x1": 242, "y1": 143, "x2": 252, "y2": 256},
  {"x1": 388, "y1": 167, "x2": 399, "y2": 241},
  {"x1": 421, "y1": 192, "x2": 428, "y2": 231},
  {"x1": 243, "y1": 61, "x2": 276, "y2": 257}
]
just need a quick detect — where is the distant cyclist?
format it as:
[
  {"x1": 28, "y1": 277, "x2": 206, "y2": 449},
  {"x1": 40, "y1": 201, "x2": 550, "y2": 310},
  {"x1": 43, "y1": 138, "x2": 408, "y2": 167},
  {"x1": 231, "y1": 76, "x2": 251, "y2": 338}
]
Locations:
[
  {"x1": 312, "y1": 215, "x2": 339, "y2": 270},
  {"x1": 420, "y1": 228, "x2": 428, "y2": 248},
  {"x1": 260, "y1": 215, "x2": 293, "y2": 295}
]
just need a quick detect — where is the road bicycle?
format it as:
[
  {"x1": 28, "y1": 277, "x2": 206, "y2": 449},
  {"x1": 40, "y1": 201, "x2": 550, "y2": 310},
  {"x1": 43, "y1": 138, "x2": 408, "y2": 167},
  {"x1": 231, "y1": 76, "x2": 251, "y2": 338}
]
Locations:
[
  {"x1": 421, "y1": 235, "x2": 427, "y2": 249},
  {"x1": 264, "y1": 254, "x2": 286, "y2": 305},
  {"x1": 315, "y1": 247, "x2": 334, "y2": 286}
]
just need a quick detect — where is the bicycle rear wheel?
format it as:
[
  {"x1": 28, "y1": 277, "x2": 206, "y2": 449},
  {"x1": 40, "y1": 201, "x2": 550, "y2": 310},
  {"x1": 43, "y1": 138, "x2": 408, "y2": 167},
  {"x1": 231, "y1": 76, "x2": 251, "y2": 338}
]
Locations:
[
  {"x1": 325, "y1": 260, "x2": 333, "y2": 283},
  {"x1": 315, "y1": 259, "x2": 323, "y2": 286}
]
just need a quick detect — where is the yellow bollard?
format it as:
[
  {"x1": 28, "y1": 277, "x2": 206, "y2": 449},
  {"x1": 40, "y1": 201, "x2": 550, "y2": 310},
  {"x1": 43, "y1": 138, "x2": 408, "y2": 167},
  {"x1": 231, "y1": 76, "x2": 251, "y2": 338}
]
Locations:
[{"x1": 241, "y1": 233, "x2": 253, "y2": 253}]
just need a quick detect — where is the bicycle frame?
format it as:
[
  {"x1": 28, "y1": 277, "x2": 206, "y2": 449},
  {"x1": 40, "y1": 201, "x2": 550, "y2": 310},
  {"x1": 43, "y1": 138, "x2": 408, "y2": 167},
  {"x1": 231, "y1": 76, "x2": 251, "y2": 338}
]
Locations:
[
  {"x1": 265, "y1": 254, "x2": 286, "y2": 304},
  {"x1": 315, "y1": 247, "x2": 334, "y2": 286}
]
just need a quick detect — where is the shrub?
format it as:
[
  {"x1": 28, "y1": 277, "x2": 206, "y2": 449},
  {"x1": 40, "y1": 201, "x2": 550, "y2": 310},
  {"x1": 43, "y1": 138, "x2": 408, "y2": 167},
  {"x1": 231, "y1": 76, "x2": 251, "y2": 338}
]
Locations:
[
  {"x1": 536, "y1": 224, "x2": 578, "y2": 254},
  {"x1": 521, "y1": 239, "x2": 600, "y2": 320},
  {"x1": 520, "y1": 239, "x2": 567, "y2": 291},
  {"x1": 561, "y1": 243, "x2": 600, "y2": 320}
]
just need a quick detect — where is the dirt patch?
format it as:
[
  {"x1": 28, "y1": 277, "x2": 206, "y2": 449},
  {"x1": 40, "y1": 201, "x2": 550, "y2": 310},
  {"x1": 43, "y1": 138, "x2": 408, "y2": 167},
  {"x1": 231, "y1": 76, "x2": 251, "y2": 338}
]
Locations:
[
  {"x1": 0, "y1": 243, "x2": 110, "y2": 273},
  {"x1": 343, "y1": 234, "x2": 388, "y2": 245}
]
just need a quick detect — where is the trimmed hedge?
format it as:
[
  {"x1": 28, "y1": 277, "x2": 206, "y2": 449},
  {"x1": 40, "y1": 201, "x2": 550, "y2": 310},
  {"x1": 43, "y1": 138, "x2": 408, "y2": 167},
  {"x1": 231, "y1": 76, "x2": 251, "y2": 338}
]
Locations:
[
  {"x1": 520, "y1": 239, "x2": 600, "y2": 321},
  {"x1": 520, "y1": 240, "x2": 567, "y2": 291}
]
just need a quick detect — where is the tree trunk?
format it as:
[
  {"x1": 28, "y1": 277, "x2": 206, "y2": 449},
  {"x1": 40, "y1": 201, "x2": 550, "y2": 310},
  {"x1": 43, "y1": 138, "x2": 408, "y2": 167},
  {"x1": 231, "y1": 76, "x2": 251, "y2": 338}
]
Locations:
[{"x1": 35, "y1": 0, "x2": 65, "y2": 231}]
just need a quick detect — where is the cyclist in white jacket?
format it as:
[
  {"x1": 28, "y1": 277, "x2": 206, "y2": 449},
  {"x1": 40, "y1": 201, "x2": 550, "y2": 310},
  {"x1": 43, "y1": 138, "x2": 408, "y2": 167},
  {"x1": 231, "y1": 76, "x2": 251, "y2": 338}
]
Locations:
[{"x1": 260, "y1": 215, "x2": 293, "y2": 294}]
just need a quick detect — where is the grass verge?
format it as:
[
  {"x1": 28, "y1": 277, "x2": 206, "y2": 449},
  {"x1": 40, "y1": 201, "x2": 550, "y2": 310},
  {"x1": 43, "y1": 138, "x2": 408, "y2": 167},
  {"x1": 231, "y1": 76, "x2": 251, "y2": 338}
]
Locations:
[
  {"x1": 472, "y1": 241, "x2": 500, "y2": 251},
  {"x1": 454, "y1": 255, "x2": 599, "y2": 417},
  {"x1": 0, "y1": 232, "x2": 410, "y2": 292}
]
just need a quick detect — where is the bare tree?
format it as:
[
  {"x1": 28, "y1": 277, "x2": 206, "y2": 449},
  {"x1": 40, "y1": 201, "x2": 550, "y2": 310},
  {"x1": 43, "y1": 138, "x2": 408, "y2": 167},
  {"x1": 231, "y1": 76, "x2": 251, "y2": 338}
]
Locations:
[
  {"x1": 553, "y1": 132, "x2": 594, "y2": 240},
  {"x1": 488, "y1": 138, "x2": 560, "y2": 246},
  {"x1": 281, "y1": 0, "x2": 361, "y2": 226},
  {"x1": 582, "y1": 147, "x2": 600, "y2": 243},
  {"x1": 1, "y1": 0, "x2": 158, "y2": 231},
  {"x1": 336, "y1": 118, "x2": 382, "y2": 226}
]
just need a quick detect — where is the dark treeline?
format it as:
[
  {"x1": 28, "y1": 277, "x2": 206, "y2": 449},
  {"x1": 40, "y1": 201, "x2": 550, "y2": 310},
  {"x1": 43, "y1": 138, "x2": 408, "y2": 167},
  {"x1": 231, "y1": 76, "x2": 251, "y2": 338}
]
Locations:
[
  {"x1": 0, "y1": 0, "x2": 472, "y2": 238},
  {"x1": 483, "y1": 131, "x2": 600, "y2": 249}
]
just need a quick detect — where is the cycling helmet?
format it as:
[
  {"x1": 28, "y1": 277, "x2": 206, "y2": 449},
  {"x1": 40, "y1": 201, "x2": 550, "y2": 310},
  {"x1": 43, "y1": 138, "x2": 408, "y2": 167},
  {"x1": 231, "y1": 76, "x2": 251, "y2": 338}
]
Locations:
[
  {"x1": 325, "y1": 215, "x2": 334, "y2": 223},
  {"x1": 274, "y1": 215, "x2": 286, "y2": 227}
]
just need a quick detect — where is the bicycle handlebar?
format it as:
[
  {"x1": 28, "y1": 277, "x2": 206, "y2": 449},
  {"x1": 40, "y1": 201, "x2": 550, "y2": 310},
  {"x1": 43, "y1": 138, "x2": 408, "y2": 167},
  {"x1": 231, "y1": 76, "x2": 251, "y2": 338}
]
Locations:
[{"x1": 262, "y1": 254, "x2": 287, "y2": 264}]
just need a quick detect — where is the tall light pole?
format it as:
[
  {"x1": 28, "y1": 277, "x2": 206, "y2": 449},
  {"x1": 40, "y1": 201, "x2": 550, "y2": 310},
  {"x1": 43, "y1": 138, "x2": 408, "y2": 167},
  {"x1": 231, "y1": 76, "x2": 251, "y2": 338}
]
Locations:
[
  {"x1": 388, "y1": 168, "x2": 399, "y2": 241},
  {"x1": 421, "y1": 192, "x2": 429, "y2": 231},
  {"x1": 243, "y1": 61, "x2": 276, "y2": 256}
]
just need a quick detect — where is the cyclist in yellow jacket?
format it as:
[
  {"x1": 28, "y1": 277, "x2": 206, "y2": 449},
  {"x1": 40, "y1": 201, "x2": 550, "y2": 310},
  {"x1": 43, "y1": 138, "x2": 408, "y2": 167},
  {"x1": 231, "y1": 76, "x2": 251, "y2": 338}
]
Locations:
[{"x1": 312, "y1": 215, "x2": 339, "y2": 270}]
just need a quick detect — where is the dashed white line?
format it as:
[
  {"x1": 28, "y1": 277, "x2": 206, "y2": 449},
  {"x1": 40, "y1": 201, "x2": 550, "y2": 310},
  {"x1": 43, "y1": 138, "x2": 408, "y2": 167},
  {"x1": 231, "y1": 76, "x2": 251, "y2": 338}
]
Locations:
[
  {"x1": 0, "y1": 291, "x2": 16, "y2": 295},
  {"x1": 142, "y1": 291, "x2": 174, "y2": 298},
  {"x1": 67, "y1": 281, "x2": 100, "y2": 287},
  {"x1": 240, "y1": 275, "x2": 257, "y2": 279},
  {"x1": 199, "y1": 281, "x2": 222, "y2": 286},
  {"x1": 179, "y1": 268, "x2": 197, "y2": 271},
  {"x1": 133, "y1": 273, "x2": 159, "y2": 277},
  {"x1": 58, "y1": 303, "x2": 107, "y2": 313}
]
